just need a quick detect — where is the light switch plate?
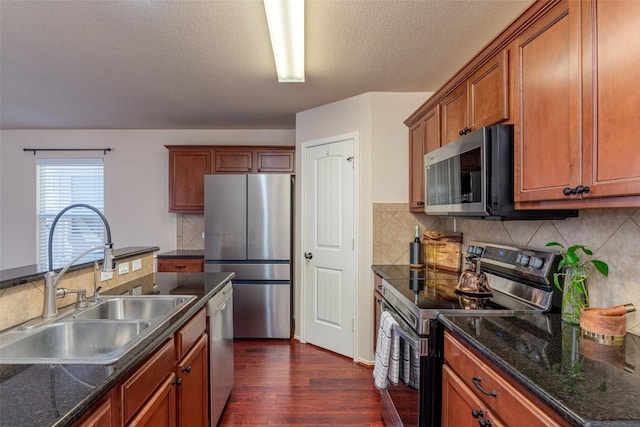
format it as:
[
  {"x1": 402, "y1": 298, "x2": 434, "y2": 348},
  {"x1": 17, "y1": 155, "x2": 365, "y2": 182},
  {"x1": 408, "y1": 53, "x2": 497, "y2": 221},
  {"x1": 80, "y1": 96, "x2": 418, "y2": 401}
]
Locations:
[
  {"x1": 132, "y1": 285, "x2": 142, "y2": 295},
  {"x1": 101, "y1": 271, "x2": 113, "y2": 281},
  {"x1": 132, "y1": 259, "x2": 142, "y2": 271}
]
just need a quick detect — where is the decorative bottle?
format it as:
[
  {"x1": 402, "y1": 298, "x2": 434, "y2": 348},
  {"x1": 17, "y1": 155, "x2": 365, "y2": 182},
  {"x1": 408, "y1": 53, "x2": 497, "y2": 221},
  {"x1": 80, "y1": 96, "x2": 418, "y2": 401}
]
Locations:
[{"x1": 410, "y1": 225, "x2": 424, "y2": 268}]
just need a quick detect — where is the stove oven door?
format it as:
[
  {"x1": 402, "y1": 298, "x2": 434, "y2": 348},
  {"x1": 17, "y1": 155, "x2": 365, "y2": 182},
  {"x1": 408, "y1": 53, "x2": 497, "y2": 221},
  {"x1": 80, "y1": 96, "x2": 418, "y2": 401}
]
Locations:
[{"x1": 379, "y1": 306, "x2": 435, "y2": 427}]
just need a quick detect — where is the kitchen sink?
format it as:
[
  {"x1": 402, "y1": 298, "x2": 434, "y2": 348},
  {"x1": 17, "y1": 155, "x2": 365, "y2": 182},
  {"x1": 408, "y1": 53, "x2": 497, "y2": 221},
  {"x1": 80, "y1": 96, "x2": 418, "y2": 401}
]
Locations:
[
  {"x1": 73, "y1": 296, "x2": 195, "y2": 321},
  {"x1": 0, "y1": 295, "x2": 196, "y2": 365},
  {"x1": 0, "y1": 320, "x2": 150, "y2": 364}
]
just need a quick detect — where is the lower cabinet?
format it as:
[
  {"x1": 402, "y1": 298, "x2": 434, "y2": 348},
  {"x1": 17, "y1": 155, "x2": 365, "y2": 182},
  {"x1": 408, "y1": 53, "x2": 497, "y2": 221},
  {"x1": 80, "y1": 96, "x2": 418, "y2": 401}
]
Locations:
[
  {"x1": 73, "y1": 390, "x2": 116, "y2": 427},
  {"x1": 75, "y1": 308, "x2": 209, "y2": 427},
  {"x1": 176, "y1": 334, "x2": 209, "y2": 427},
  {"x1": 443, "y1": 331, "x2": 569, "y2": 427},
  {"x1": 442, "y1": 365, "x2": 504, "y2": 427}
]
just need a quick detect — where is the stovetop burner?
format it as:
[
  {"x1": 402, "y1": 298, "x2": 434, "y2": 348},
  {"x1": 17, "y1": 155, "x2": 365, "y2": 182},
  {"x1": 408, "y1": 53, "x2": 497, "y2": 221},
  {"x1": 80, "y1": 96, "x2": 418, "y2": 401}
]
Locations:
[{"x1": 379, "y1": 241, "x2": 562, "y2": 335}]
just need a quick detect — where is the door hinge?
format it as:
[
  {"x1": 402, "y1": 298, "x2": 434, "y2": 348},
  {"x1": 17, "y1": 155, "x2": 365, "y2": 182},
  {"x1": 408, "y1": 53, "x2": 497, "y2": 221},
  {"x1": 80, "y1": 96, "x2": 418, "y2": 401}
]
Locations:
[{"x1": 347, "y1": 156, "x2": 354, "y2": 169}]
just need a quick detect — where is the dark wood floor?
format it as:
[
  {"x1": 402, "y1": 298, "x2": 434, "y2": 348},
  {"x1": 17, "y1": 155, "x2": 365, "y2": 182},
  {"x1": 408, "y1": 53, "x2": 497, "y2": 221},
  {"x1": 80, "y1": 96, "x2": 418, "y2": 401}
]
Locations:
[{"x1": 218, "y1": 339, "x2": 384, "y2": 426}]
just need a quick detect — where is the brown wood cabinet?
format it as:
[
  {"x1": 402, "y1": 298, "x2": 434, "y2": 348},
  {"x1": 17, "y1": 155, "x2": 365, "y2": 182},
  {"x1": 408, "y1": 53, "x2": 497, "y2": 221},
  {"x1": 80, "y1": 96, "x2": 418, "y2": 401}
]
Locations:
[
  {"x1": 157, "y1": 258, "x2": 204, "y2": 273},
  {"x1": 176, "y1": 334, "x2": 208, "y2": 427},
  {"x1": 513, "y1": 0, "x2": 581, "y2": 205},
  {"x1": 514, "y1": 0, "x2": 640, "y2": 208},
  {"x1": 77, "y1": 309, "x2": 209, "y2": 427},
  {"x1": 409, "y1": 105, "x2": 440, "y2": 211},
  {"x1": 127, "y1": 374, "x2": 177, "y2": 427},
  {"x1": 444, "y1": 331, "x2": 569, "y2": 427},
  {"x1": 168, "y1": 149, "x2": 212, "y2": 213},
  {"x1": 166, "y1": 145, "x2": 295, "y2": 213},
  {"x1": 441, "y1": 50, "x2": 510, "y2": 145},
  {"x1": 120, "y1": 339, "x2": 176, "y2": 425},
  {"x1": 442, "y1": 365, "x2": 504, "y2": 427},
  {"x1": 73, "y1": 391, "x2": 116, "y2": 427}
]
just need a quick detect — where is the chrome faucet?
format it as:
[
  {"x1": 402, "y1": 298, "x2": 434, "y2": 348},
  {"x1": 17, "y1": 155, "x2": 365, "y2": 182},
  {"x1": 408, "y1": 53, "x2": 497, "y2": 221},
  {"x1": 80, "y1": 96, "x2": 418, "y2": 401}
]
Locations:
[{"x1": 42, "y1": 203, "x2": 115, "y2": 319}]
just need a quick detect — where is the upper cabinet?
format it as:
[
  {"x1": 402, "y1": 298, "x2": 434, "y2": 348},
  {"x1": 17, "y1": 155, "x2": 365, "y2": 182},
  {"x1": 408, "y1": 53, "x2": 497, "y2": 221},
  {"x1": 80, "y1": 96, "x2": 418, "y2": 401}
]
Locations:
[
  {"x1": 514, "y1": 0, "x2": 640, "y2": 208},
  {"x1": 166, "y1": 145, "x2": 295, "y2": 213},
  {"x1": 409, "y1": 105, "x2": 440, "y2": 211},
  {"x1": 441, "y1": 51, "x2": 510, "y2": 145},
  {"x1": 406, "y1": 0, "x2": 640, "y2": 211},
  {"x1": 513, "y1": 0, "x2": 581, "y2": 204}
]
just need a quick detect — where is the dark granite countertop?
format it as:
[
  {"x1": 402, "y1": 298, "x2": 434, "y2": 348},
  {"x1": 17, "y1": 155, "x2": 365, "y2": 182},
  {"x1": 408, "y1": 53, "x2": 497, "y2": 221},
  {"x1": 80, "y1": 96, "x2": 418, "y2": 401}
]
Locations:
[
  {"x1": 0, "y1": 271, "x2": 233, "y2": 427},
  {"x1": 156, "y1": 249, "x2": 204, "y2": 259},
  {"x1": 0, "y1": 246, "x2": 160, "y2": 290},
  {"x1": 372, "y1": 264, "x2": 417, "y2": 280},
  {"x1": 439, "y1": 313, "x2": 640, "y2": 426}
]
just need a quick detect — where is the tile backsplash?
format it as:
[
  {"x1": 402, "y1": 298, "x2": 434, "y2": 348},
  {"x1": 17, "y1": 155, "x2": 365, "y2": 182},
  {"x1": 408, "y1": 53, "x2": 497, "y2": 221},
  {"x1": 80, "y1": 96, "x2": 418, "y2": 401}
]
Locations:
[
  {"x1": 373, "y1": 203, "x2": 640, "y2": 334},
  {"x1": 177, "y1": 214, "x2": 205, "y2": 250}
]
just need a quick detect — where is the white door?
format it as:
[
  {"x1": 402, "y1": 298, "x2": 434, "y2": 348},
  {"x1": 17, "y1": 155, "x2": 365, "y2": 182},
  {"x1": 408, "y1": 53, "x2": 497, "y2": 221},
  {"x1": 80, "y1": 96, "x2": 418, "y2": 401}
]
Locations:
[{"x1": 302, "y1": 137, "x2": 356, "y2": 358}]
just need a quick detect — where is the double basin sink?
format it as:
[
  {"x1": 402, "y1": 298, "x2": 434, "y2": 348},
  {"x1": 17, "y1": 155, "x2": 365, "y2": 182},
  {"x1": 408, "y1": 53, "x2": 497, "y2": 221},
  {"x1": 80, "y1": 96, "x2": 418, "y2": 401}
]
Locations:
[{"x1": 0, "y1": 295, "x2": 196, "y2": 365}]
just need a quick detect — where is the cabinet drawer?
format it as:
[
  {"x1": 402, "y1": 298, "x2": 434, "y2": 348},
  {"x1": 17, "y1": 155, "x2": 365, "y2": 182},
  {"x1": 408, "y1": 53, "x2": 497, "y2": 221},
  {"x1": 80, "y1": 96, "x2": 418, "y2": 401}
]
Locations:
[
  {"x1": 157, "y1": 258, "x2": 203, "y2": 273},
  {"x1": 120, "y1": 338, "x2": 176, "y2": 425},
  {"x1": 175, "y1": 308, "x2": 206, "y2": 360},
  {"x1": 444, "y1": 331, "x2": 566, "y2": 427}
]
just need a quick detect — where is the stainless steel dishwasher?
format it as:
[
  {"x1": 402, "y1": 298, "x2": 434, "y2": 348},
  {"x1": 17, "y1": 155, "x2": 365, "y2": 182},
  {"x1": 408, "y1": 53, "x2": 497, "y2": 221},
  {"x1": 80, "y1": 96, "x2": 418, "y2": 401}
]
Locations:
[{"x1": 207, "y1": 280, "x2": 234, "y2": 426}]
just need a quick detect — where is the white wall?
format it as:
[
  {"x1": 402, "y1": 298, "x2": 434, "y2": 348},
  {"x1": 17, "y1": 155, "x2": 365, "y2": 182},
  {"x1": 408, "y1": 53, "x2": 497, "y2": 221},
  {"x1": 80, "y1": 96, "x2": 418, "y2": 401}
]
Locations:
[
  {"x1": 0, "y1": 129, "x2": 294, "y2": 270},
  {"x1": 295, "y1": 92, "x2": 427, "y2": 363}
]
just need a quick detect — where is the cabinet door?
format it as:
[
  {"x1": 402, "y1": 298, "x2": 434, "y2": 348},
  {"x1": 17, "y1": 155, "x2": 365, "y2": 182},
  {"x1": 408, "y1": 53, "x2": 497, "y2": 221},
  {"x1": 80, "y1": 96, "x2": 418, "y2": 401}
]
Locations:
[
  {"x1": 73, "y1": 393, "x2": 114, "y2": 427},
  {"x1": 127, "y1": 374, "x2": 177, "y2": 427},
  {"x1": 257, "y1": 150, "x2": 295, "y2": 173},
  {"x1": 514, "y1": 0, "x2": 581, "y2": 203},
  {"x1": 441, "y1": 85, "x2": 468, "y2": 145},
  {"x1": 214, "y1": 151, "x2": 253, "y2": 173},
  {"x1": 442, "y1": 365, "x2": 503, "y2": 427},
  {"x1": 582, "y1": 0, "x2": 640, "y2": 198},
  {"x1": 176, "y1": 334, "x2": 209, "y2": 427},
  {"x1": 169, "y1": 150, "x2": 211, "y2": 213},
  {"x1": 409, "y1": 106, "x2": 440, "y2": 212},
  {"x1": 468, "y1": 50, "x2": 509, "y2": 129}
]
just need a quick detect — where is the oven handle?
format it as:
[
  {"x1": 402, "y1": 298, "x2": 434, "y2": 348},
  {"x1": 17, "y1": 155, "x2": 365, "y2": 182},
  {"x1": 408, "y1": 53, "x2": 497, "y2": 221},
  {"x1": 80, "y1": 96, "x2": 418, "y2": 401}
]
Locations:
[{"x1": 381, "y1": 302, "x2": 424, "y2": 354}]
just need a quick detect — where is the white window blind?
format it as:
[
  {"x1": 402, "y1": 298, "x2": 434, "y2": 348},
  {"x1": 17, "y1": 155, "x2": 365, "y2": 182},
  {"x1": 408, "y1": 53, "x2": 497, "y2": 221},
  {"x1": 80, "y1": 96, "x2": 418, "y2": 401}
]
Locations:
[{"x1": 36, "y1": 158, "x2": 105, "y2": 271}]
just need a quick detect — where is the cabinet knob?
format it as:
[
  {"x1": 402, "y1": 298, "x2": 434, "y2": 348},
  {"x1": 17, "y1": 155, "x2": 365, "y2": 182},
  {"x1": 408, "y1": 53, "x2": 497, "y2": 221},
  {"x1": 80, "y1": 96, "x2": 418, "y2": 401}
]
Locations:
[
  {"x1": 563, "y1": 187, "x2": 576, "y2": 196},
  {"x1": 575, "y1": 185, "x2": 590, "y2": 194},
  {"x1": 471, "y1": 409, "x2": 484, "y2": 418},
  {"x1": 172, "y1": 378, "x2": 182, "y2": 385},
  {"x1": 181, "y1": 366, "x2": 192, "y2": 373},
  {"x1": 459, "y1": 129, "x2": 465, "y2": 136},
  {"x1": 417, "y1": 201, "x2": 425, "y2": 206}
]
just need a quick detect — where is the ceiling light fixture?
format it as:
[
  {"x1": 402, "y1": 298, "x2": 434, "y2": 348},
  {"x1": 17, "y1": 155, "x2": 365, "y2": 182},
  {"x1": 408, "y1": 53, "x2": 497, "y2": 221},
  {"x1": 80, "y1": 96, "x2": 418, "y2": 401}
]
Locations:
[{"x1": 263, "y1": 0, "x2": 305, "y2": 82}]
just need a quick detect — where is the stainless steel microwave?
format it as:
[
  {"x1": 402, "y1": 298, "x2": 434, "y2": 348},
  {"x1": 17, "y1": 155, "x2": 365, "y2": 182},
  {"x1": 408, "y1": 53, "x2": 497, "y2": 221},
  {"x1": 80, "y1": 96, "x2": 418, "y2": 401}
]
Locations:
[{"x1": 423, "y1": 124, "x2": 577, "y2": 220}]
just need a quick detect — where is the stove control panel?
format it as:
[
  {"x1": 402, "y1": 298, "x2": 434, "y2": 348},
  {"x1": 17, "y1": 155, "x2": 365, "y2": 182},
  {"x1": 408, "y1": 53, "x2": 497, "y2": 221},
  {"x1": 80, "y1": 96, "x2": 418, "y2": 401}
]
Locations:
[{"x1": 466, "y1": 241, "x2": 560, "y2": 287}]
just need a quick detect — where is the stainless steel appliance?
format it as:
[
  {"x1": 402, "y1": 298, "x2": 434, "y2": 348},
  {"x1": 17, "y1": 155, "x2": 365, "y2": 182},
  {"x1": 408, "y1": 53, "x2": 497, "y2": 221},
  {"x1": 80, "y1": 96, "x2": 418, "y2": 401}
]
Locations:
[
  {"x1": 207, "y1": 281, "x2": 234, "y2": 426},
  {"x1": 204, "y1": 174, "x2": 292, "y2": 339},
  {"x1": 376, "y1": 241, "x2": 562, "y2": 427},
  {"x1": 423, "y1": 124, "x2": 577, "y2": 220}
]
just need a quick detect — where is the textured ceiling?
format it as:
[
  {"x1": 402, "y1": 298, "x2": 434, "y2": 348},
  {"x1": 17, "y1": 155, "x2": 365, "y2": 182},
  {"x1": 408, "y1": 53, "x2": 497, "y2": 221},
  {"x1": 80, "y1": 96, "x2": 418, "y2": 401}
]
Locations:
[{"x1": 0, "y1": 0, "x2": 534, "y2": 130}]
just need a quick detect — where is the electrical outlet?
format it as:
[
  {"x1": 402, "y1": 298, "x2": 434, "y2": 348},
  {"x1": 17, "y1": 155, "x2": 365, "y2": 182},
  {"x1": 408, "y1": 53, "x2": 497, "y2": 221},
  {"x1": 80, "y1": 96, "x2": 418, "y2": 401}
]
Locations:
[
  {"x1": 132, "y1": 258, "x2": 142, "y2": 271},
  {"x1": 118, "y1": 262, "x2": 129, "y2": 275},
  {"x1": 100, "y1": 271, "x2": 113, "y2": 281},
  {"x1": 132, "y1": 285, "x2": 142, "y2": 295}
]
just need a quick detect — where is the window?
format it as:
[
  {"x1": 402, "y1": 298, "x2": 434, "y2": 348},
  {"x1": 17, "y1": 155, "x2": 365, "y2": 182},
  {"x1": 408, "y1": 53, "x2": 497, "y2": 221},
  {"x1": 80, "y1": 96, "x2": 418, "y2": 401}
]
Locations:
[{"x1": 36, "y1": 158, "x2": 105, "y2": 271}]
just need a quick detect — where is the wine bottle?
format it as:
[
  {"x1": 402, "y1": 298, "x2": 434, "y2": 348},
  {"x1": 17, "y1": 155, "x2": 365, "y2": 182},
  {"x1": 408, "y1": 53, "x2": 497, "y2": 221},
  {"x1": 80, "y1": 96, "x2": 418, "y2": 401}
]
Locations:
[{"x1": 410, "y1": 225, "x2": 423, "y2": 267}]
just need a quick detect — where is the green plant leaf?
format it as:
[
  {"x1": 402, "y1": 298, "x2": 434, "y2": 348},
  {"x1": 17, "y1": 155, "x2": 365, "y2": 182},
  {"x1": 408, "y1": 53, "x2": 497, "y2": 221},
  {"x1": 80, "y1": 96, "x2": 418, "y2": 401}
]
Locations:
[
  {"x1": 557, "y1": 259, "x2": 566, "y2": 271},
  {"x1": 545, "y1": 242, "x2": 563, "y2": 248},
  {"x1": 591, "y1": 260, "x2": 609, "y2": 277},
  {"x1": 565, "y1": 252, "x2": 580, "y2": 266},
  {"x1": 582, "y1": 247, "x2": 594, "y2": 256}
]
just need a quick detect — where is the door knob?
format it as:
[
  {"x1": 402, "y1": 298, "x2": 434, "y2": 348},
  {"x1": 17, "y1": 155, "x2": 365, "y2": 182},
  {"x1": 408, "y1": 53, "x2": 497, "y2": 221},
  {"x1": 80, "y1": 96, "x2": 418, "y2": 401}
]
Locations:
[{"x1": 304, "y1": 252, "x2": 313, "y2": 260}]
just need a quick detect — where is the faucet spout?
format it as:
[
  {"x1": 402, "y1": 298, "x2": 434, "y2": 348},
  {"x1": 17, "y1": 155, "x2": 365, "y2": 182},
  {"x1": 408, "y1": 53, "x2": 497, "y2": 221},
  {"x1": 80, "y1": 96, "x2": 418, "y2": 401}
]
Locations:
[{"x1": 42, "y1": 203, "x2": 115, "y2": 319}]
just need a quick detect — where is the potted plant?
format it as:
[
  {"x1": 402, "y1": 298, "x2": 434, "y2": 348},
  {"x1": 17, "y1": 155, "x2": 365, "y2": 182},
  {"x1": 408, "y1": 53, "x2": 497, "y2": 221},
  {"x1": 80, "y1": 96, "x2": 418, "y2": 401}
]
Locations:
[{"x1": 545, "y1": 242, "x2": 609, "y2": 324}]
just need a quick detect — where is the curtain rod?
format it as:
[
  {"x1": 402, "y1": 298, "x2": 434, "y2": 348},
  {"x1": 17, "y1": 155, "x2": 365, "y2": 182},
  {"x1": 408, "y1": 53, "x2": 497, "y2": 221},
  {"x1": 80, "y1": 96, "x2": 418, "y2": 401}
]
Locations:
[{"x1": 23, "y1": 148, "x2": 112, "y2": 155}]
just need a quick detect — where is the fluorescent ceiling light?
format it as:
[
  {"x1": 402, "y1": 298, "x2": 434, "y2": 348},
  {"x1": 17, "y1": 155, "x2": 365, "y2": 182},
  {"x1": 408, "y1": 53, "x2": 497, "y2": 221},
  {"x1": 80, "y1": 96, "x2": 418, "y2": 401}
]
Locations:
[{"x1": 263, "y1": 0, "x2": 305, "y2": 82}]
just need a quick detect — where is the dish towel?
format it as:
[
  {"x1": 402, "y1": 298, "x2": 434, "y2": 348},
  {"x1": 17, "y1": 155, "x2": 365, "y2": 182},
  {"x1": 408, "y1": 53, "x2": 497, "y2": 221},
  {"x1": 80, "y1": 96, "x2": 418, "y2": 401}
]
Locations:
[
  {"x1": 373, "y1": 311, "x2": 400, "y2": 390},
  {"x1": 400, "y1": 341, "x2": 421, "y2": 389}
]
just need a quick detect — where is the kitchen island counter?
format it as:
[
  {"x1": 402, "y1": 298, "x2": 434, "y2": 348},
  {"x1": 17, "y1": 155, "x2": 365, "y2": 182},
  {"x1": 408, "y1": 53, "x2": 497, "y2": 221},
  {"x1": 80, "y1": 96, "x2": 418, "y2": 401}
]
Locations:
[
  {"x1": 439, "y1": 313, "x2": 640, "y2": 426},
  {"x1": 0, "y1": 271, "x2": 233, "y2": 427}
]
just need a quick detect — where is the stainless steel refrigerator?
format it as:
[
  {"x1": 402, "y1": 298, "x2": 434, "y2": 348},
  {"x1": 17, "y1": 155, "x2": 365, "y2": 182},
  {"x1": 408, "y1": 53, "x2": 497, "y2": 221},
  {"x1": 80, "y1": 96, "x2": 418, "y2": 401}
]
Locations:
[{"x1": 204, "y1": 174, "x2": 291, "y2": 339}]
